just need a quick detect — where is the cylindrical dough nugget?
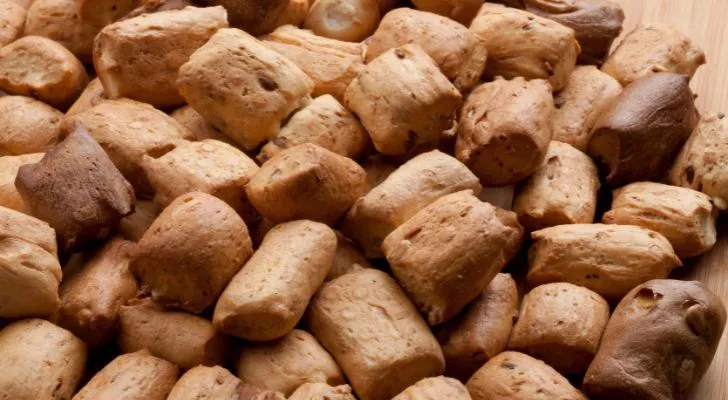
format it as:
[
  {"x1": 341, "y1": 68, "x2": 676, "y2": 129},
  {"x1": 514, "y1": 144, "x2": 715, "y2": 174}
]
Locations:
[
  {"x1": 63, "y1": 98, "x2": 193, "y2": 195},
  {"x1": 602, "y1": 25, "x2": 705, "y2": 86},
  {"x1": 0, "y1": 205, "x2": 58, "y2": 256},
  {"x1": 73, "y1": 350, "x2": 179, "y2": 400},
  {"x1": 0, "y1": 96, "x2": 63, "y2": 156},
  {"x1": 466, "y1": 351, "x2": 586, "y2": 400},
  {"x1": 77, "y1": 0, "x2": 141, "y2": 25},
  {"x1": 392, "y1": 376, "x2": 471, "y2": 400},
  {"x1": 436, "y1": 273, "x2": 519, "y2": 381},
  {"x1": 0, "y1": 153, "x2": 44, "y2": 214},
  {"x1": 551, "y1": 66, "x2": 622, "y2": 151},
  {"x1": 304, "y1": 0, "x2": 380, "y2": 42},
  {"x1": 93, "y1": 6, "x2": 228, "y2": 109},
  {"x1": 0, "y1": 0, "x2": 25, "y2": 47},
  {"x1": 344, "y1": 44, "x2": 462, "y2": 155},
  {"x1": 258, "y1": 94, "x2": 370, "y2": 162},
  {"x1": 603, "y1": 182, "x2": 717, "y2": 259},
  {"x1": 177, "y1": 28, "x2": 313, "y2": 150},
  {"x1": 272, "y1": 0, "x2": 309, "y2": 28},
  {"x1": 246, "y1": 143, "x2": 366, "y2": 225},
  {"x1": 382, "y1": 190, "x2": 524, "y2": 325},
  {"x1": 0, "y1": 36, "x2": 88, "y2": 109},
  {"x1": 66, "y1": 78, "x2": 107, "y2": 117},
  {"x1": 142, "y1": 139, "x2": 260, "y2": 226},
  {"x1": 327, "y1": 232, "x2": 372, "y2": 281},
  {"x1": 584, "y1": 280, "x2": 726, "y2": 400},
  {"x1": 509, "y1": 283, "x2": 609, "y2": 375},
  {"x1": 470, "y1": 4, "x2": 580, "y2": 91},
  {"x1": 58, "y1": 237, "x2": 137, "y2": 348},
  {"x1": 168, "y1": 365, "x2": 243, "y2": 400},
  {"x1": 214, "y1": 220, "x2": 336, "y2": 341},
  {"x1": 0, "y1": 319, "x2": 87, "y2": 400},
  {"x1": 342, "y1": 150, "x2": 481, "y2": 258},
  {"x1": 366, "y1": 8, "x2": 487, "y2": 93},
  {"x1": 512, "y1": 141, "x2": 600, "y2": 231},
  {"x1": 528, "y1": 224, "x2": 682, "y2": 301},
  {"x1": 131, "y1": 192, "x2": 253, "y2": 313},
  {"x1": 456, "y1": 77, "x2": 553, "y2": 186},
  {"x1": 411, "y1": 0, "x2": 482, "y2": 25},
  {"x1": 668, "y1": 113, "x2": 728, "y2": 210},
  {"x1": 169, "y1": 105, "x2": 235, "y2": 144},
  {"x1": 588, "y1": 73, "x2": 699, "y2": 186},
  {"x1": 0, "y1": 238, "x2": 61, "y2": 318},
  {"x1": 235, "y1": 329, "x2": 344, "y2": 396},
  {"x1": 289, "y1": 383, "x2": 356, "y2": 400},
  {"x1": 118, "y1": 298, "x2": 230, "y2": 369},
  {"x1": 308, "y1": 269, "x2": 445, "y2": 400},
  {"x1": 263, "y1": 25, "x2": 365, "y2": 102}
]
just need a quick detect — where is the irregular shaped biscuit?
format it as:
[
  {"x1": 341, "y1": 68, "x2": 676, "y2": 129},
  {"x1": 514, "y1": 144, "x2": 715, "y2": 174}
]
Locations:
[
  {"x1": 528, "y1": 224, "x2": 682, "y2": 301},
  {"x1": 93, "y1": 6, "x2": 229, "y2": 108},
  {"x1": 602, "y1": 25, "x2": 706, "y2": 86},
  {"x1": 15, "y1": 125, "x2": 135, "y2": 252},
  {"x1": 177, "y1": 28, "x2": 313, "y2": 150}
]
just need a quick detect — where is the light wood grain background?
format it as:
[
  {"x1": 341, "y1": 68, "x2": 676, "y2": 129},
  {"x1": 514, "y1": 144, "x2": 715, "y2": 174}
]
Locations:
[{"x1": 612, "y1": 1, "x2": 728, "y2": 398}]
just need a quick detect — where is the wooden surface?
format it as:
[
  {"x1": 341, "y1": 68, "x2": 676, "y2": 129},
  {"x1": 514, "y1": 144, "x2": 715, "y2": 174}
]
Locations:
[{"x1": 612, "y1": 1, "x2": 728, "y2": 398}]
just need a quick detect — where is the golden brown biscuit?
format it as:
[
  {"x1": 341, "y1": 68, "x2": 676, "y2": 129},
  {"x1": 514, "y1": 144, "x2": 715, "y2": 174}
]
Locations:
[
  {"x1": 131, "y1": 192, "x2": 253, "y2": 313},
  {"x1": 0, "y1": 36, "x2": 88, "y2": 109},
  {"x1": 344, "y1": 44, "x2": 462, "y2": 155},
  {"x1": 366, "y1": 8, "x2": 487, "y2": 92},
  {"x1": 668, "y1": 113, "x2": 728, "y2": 210},
  {"x1": 73, "y1": 350, "x2": 179, "y2": 400},
  {"x1": 551, "y1": 66, "x2": 622, "y2": 151},
  {"x1": 117, "y1": 298, "x2": 230, "y2": 369},
  {"x1": 437, "y1": 273, "x2": 519, "y2": 381},
  {"x1": 602, "y1": 25, "x2": 705, "y2": 86},
  {"x1": 246, "y1": 143, "x2": 366, "y2": 225},
  {"x1": 603, "y1": 182, "x2": 717, "y2": 259},
  {"x1": 342, "y1": 150, "x2": 481, "y2": 258},
  {"x1": 382, "y1": 190, "x2": 523, "y2": 325},
  {"x1": 214, "y1": 220, "x2": 336, "y2": 341},
  {"x1": 0, "y1": 319, "x2": 87, "y2": 400},
  {"x1": 263, "y1": 26, "x2": 365, "y2": 102},
  {"x1": 142, "y1": 139, "x2": 259, "y2": 226},
  {"x1": 509, "y1": 283, "x2": 610, "y2": 374},
  {"x1": 177, "y1": 28, "x2": 313, "y2": 150},
  {"x1": 455, "y1": 77, "x2": 553, "y2": 186},
  {"x1": 512, "y1": 141, "x2": 600, "y2": 231},
  {"x1": 528, "y1": 224, "x2": 682, "y2": 301},
  {"x1": 93, "y1": 6, "x2": 228, "y2": 108},
  {"x1": 257, "y1": 94, "x2": 370, "y2": 162},
  {"x1": 392, "y1": 376, "x2": 471, "y2": 400},
  {"x1": 58, "y1": 237, "x2": 137, "y2": 348},
  {"x1": 307, "y1": 269, "x2": 445, "y2": 400},
  {"x1": 0, "y1": 96, "x2": 63, "y2": 156},
  {"x1": 235, "y1": 329, "x2": 344, "y2": 396},
  {"x1": 470, "y1": 4, "x2": 580, "y2": 91},
  {"x1": 168, "y1": 366, "x2": 243, "y2": 400},
  {"x1": 466, "y1": 351, "x2": 586, "y2": 400},
  {"x1": 63, "y1": 98, "x2": 193, "y2": 195},
  {"x1": 0, "y1": 0, "x2": 25, "y2": 47}
]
